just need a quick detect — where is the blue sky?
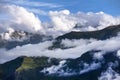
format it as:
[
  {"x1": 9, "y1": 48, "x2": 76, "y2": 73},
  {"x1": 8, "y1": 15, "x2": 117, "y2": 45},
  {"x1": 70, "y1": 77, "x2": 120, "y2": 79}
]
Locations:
[
  {"x1": 1, "y1": 0, "x2": 120, "y2": 21},
  {"x1": 36, "y1": 0, "x2": 120, "y2": 16},
  {"x1": 3, "y1": 0, "x2": 120, "y2": 15}
]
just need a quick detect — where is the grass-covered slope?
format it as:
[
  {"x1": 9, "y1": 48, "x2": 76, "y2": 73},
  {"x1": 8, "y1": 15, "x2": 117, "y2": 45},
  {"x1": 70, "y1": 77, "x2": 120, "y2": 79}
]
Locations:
[
  {"x1": 0, "y1": 56, "x2": 60, "y2": 80},
  {"x1": 0, "y1": 51, "x2": 120, "y2": 80}
]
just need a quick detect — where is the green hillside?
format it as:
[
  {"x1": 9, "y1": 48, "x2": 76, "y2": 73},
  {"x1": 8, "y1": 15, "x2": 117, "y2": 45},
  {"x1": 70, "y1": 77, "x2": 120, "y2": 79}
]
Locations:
[{"x1": 0, "y1": 56, "x2": 60, "y2": 80}]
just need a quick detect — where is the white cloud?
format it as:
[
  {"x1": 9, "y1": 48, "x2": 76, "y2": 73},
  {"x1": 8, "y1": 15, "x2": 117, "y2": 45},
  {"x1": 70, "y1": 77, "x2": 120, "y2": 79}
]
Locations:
[
  {"x1": 49, "y1": 10, "x2": 77, "y2": 32},
  {"x1": 49, "y1": 10, "x2": 120, "y2": 34},
  {"x1": 0, "y1": 3, "x2": 120, "y2": 65},
  {"x1": 2, "y1": 0, "x2": 62, "y2": 8},
  {"x1": 0, "y1": 4, "x2": 45, "y2": 33},
  {"x1": 98, "y1": 67, "x2": 120, "y2": 80},
  {"x1": 80, "y1": 62, "x2": 101, "y2": 74},
  {"x1": 41, "y1": 61, "x2": 101, "y2": 76},
  {"x1": 93, "y1": 52, "x2": 105, "y2": 60},
  {"x1": 1, "y1": 4, "x2": 120, "y2": 37},
  {"x1": 1, "y1": 35, "x2": 120, "y2": 63},
  {"x1": 61, "y1": 39, "x2": 95, "y2": 48},
  {"x1": 117, "y1": 50, "x2": 120, "y2": 58},
  {"x1": 27, "y1": 8, "x2": 47, "y2": 16},
  {"x1": 41, "y1": 60, "x2": 66, "y2": 74}
]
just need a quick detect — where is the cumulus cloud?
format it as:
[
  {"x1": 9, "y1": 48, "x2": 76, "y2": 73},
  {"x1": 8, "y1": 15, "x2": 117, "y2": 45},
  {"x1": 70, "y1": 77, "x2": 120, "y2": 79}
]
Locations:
[
  {"x1": 43, "y1": 10, "x2": 120, "y2": 37},
  {"x1": 0, "y1": 4, "x2": 44, "y2": 33},
  {"x1": 49, "y1": 10, "x2": 120, "y2": 33},
  {"x1": 1, "y1": 4, "x2": 120, "y2": 37},
  {"x1": 49, "y1": 10, "x2": 76, "y2": 32},
  {"x1": 1, "y1": 2, "x2": 120, "y2": 65},
  {"x1": 76, "y1": 12, "x2": 120, "y2": 30}
]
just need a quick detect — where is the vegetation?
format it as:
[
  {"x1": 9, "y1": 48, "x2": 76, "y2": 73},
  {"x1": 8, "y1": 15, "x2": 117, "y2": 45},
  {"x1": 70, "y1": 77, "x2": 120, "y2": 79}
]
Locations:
[
  {"x1": 0, "y1": 51, "x2": 120, "y2": 80},
  {"x1": 1, "y1": 25, "x2": 120, "y2": 80},
  {"x1": 0, "y1": 56, "x2": 60, "y2": 80}
]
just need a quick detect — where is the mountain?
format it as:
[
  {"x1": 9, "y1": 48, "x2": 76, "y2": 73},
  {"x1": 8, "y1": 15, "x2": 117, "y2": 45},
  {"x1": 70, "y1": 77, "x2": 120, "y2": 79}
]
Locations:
[
  {"x1": 49, "y1": 25, "x2": 120, "y2": 50},
  {"x1": 0, "y1": 31, "x2": 52, "y2": 50},
  {"x1": 0, "y1": 51, "x2": 120, "y2": 80},
  {"x1": 57, "y1": 25, "x2": 120, "y2": 40},
  {"x1": 1, "y1": 25, "x2": 120, "y2": 50},
  {"x1": 0, "y1": 56, "x2": 61, "y2": 80},
  {"x1": 0, "y1": 24, "x2": 120, "y2": 80}
]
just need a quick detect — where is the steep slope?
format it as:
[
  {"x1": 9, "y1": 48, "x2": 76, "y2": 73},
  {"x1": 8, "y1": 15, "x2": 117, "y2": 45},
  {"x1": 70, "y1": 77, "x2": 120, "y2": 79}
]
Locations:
[
  {"x1": 0, "y1": 57, "x2": 24, "y2": 80},
  {"x1": 0, "y1": 51, "x2": 120, "y2": 80},
  {"x1": 49, "y1": 25, "x2": 120, "y2": 50},
  {"x1": 0, "y1": 56, "x2": 61, "y2": 80},
  {"x1": 57, "y1": 25, "x2": 120, "y2": 40},
  {"x1": 1, "y1": 25, "x2": 120, "y2": 80}
]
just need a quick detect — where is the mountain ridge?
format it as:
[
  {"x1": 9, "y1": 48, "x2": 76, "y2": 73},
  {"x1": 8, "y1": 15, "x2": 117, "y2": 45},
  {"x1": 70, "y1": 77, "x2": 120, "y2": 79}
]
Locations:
[
  {"x1": 1, "y1": 24, "x2": 120, "y2": 80},
  {"x1": 0, "y1": 51, "x2": 120, "y2": 80},
  {"x1": 49, "y1": 24, "x2": 120, "y2": 50},
  {"x1": 0, "y1": 31, "x2": 52, "y2": 50},
  {"x1": 57, "y1": 24, "x2": 120, "y2": 40}
]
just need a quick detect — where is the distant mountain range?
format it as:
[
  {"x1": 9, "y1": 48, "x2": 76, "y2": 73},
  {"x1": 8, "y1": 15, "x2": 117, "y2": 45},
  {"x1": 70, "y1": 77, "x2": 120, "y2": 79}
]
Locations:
[
  {"x1": 0, "y1": 31, "x2": 52, "y2": 50},
  {"x1": 0, "y1": 24, "x2": 120, "y2": 80},
  {"x1": 0, "y1": 25, "x2": 120, "y2": 50}
]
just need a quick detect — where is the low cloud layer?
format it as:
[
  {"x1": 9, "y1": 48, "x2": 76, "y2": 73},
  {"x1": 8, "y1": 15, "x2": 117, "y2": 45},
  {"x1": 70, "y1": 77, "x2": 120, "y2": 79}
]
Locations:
[
  {"x1": 1, "y1": 35, "x2": 120, "y2": 63},
  {"x1": 0, "y1": 4, "x2": 120, "y2": 64},
  {"x1": 99, "y1": 67, "x2": 120, "y2": 80},
  {"x1": 1, "y1": 1, "x2": 120, "y2": 78},
  {"x1": 41, "y1": 61, "x2": 101, "y2": 76}
]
